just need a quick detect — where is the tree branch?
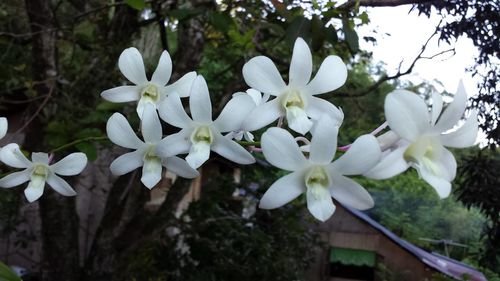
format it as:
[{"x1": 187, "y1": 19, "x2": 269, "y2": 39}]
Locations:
[{"x1": 339, "y1": 0, "x2": 440, "y2": 9}]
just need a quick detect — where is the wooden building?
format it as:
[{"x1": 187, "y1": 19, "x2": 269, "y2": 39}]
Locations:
[{"x1": 308, "y1": 203, "x2": 487, "y2": 281}]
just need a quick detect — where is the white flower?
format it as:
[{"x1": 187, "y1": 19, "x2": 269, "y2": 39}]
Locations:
[
  {"x1": 228, "y1": 89, "x2": 269, "y2": 142},
  {"x1": 106, "y1": 104, "x2": 199, "y2": 189},
  {"x1": 101, "y1": 47, "x2": 196, "y2": 117},
  {"x1": 365, "y1": 82, "x2": 479, "y2": 198},
  {"x1": 0, "y1": 117, "x2": 7, "y2": 140},
  {"x1": 241, "y1": 37, "x2": 346, "y2": 135},
  {"x1": 0, "y1": 144, "x2": 87, "y2": 202},
  {"x1": 259, "y1": 116, "x2": 381, "y2": 222},
  {"x1": 156, "y1": 75, "x2": 256, "y2": 169}
]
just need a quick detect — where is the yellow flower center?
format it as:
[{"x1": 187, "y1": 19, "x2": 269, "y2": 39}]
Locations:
[
  {"x1": 404, "y1": 136, "x2": 442, "y2": 176},
  {"x1": 141, "y1": 84, "x2": 160, "y2": 103},
  {"x1": 191, "y1": 125, "x2": 213, "y2": 145},
  {"x1": 32, "y1": 164, "x2": 49, "y2": 178},
  {"x1": 305, "y1": 166, "x2": 330, "y2": 199},
  {"x1": 281, "y1": 89, "x2": 305, "y2": 110}
]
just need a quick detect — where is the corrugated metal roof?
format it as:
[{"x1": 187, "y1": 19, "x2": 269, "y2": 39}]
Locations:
[{"x1": 344, "y1": 206, "x2": 487, "y2": 281}]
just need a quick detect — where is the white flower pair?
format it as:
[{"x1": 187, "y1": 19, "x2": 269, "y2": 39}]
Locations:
[{"x1": 366, "y1": 83, "x2": 478, "y2": 198}]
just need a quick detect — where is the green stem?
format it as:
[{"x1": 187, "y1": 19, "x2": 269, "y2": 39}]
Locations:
[
  {"x1": 49, "y1": 136, "x2": 108, "y2": 153},
  {"x1": 237, "y1": 140, "x2": 261, "y2": 147}
]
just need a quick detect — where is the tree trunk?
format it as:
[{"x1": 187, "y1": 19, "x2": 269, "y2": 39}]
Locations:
[{"x1": 25, "y1": 0, "x2": 80, "y2": 280}]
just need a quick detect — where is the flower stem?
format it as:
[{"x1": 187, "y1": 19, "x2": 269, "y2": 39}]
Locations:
[
  {"x1": 237, "y1": 140, "x2": 261, "y2": 147},
  {"x1": 49, "y1": 136, "x2": 108, "y2": 153}
]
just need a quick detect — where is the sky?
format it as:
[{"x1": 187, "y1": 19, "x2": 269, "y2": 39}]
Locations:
[{"x1": 357, "y1": 5, "x2": 480, "y2": 98}]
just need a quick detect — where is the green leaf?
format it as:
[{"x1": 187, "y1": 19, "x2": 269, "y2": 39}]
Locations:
[
  {"x1": 76, "y1": 142, "x2": 98, "y2": 161},
  {"x1": 0, "y1": 261, "x2": 21, "y2": 281},
  {"x1": 342, "y1": 19, "x2": 359, "y2": 53},
  {"x1": 208, "y1": 12, "x2": 234, "y2": 33},
  {"x1": 285, "y1": 16, "x2": 311, "y2": 46},
  {"x1": 125, "y1": 0, "x2": 145, "y2": 11},
  {"x1": 311, "y1": 15, "x2": 325, "y2": 51},
  {"x1": 325, "y1": 25, "x2": 338, "y2": 45}
]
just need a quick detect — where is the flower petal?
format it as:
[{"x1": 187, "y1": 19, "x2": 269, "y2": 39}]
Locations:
[
  {"x1": 150, "y1": 51, "x2": 172, "y2": 86},
  {"x1": 434, "y1": 81, "x2": 467, "y2": 132},
  {"x1": 241, "y1": 99, "x2": 282, "y2": 132},
  {"x1": 24, "y1": 176, "x2": 45, "y2": 202},
  {"x1": 306, "y1": 186, "x2": 336, "y2": 222},
  {"x1": 118, "y1": 47, "x2": 147, "y2": 85},
  {"x1": 141, "y1": 103, "x2": 162, "y2": 143},
  {"x1": 0, "y1": 143, "x2": 32, "y2": 168},
  {"x1": 110, "y1": 150, "x2": 144, "y2": 176},
  {"x1": 289, "y1": 38, "x2": 312, "y2": 87},
  {"x1": 440, "y1": 110, "x2": 478, "y2": 148},
  {"x1": 417, "y1": 164, "x2": 452, "y2": 198},
  {"x1": 246, "y1": 89, "x2": 263, "y2": 105},
  {"x1": 189, "y1": 75, "x2": 212, "y2": 122},
  {"x1": 165, "y1": 71, "x2": 197, "y2": 98},
  {"x1": 261, "y1": 127, "x2": 308, "y2": 171},
  {"x1": 156, "y1": 129, "x2": 191, "y2": 157},
  {"x1": 305, "y1": 55, "x2": 347, "y2": 95},
  {"x1": 46, "y1": 173, "x2": 77, "y2": 196},
  {"x1": 106, "y1": 113, "x2": 144, "y2": 149},
  {"x1": 101, "y1": 86, "x2": 141, "y2": 103},
  {"x1": 242, "y1": 56, "x2": 286, "y2": 96},
  {"x1": 259, "y1": 171, "x2": 305, "y2": 209},
  {"x1": 286, "y1": 106, "x2": 313, "y2": 135},
  {"x1": 141, "y1": 157, "x2": 162, "y2": 189},
  {"x1": 0, "y1": 169, "x2": 31, "y2": 188},
  {"x1": 163, "y1": 156, "x2": 199, "y2": 179},
  {"x1": 331, "y1": 134, "x2": 381, "y2": 175},
  {"x1": 211, "y1": 134, "x2": 255, "y2": 165},
  {"x1": 158, "y1": 92, "x2": 192, "y2": 129},
  {"x1": 364, "y1": 144, "x2": 409, "y2": 179},
  {"x1": 329, "y1": 172, "x2": 374, "y2": 210},
  {"x1": 309, "y1": 117, "x2": 338, "y2": 165},
  {"x1": 431, "y1": 92, "x2": 443, "y2": 125},
  {"x1": 385, "y1": 90, "x2": 430, "y2": 141},
  {"x1": 50, "y1": 153, "x2": 87, "y2": 176},
  {"x1": 186, "y1": 142, "x2": 210, "y2": 169},
  {"x1": 439, "y1": 147, "x2": 457, "y2": 181},
  {"x1": 0, "y1": 117, "x2": 8, "y2": 139},
  {"x1": 214, "y1": 94, "x2": 256, "y2": 132},
  {"x1": 306, "y1": 96, "x2": 344, "y2": 125},
  {"x1": 31, "y1": 152, "x2": 49, "y2": 164}
]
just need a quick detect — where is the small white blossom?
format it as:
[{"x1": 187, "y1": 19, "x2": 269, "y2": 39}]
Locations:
[
  {"x1": 365, "y1": 82, "x2": 479, "y2": 198},
  {"x1": 156, "y1": 75, "x2": 256, "y2": 169},
  {"x1": 227, "y1": 89, "x2": 269, "y2": 142},
  {"x1": 241, "y1": 37, "x2": 345, "y2": 135},
  {"x1": 101, "y1": 47, "x2": 196, "y2": 117},
  {"x1": 106, "y1": 104, "x2": 199, "y2": 189},
  {"x1": 0, "y1": 144, "x2": 87, "y2": 202},
  {"x1": 259, "y1": 116, "x2": 381, "y2": 222}
]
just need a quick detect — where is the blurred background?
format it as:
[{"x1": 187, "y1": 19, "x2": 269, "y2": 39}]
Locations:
[{"x1": 0, "y1": 0, "x2": 498, "y2": 280}]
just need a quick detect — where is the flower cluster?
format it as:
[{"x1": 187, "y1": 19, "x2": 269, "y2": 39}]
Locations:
[{"x1": 0, "y1": 38, "x2": 478, "y2": 222}]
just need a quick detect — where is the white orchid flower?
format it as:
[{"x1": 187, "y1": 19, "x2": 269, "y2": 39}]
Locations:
[
  {"x1": 156, "y1": 75, "x2": 256, "y2": 169},
  {"x1": 365, "y1": 82, "x2": 479, "y2": 198},
  {"x1": 259, "y1": 116, "x2": 381, "y2": 222},
  {"x1": 101, "y1": 47, "x2": 196, "y2": 117},
  {"x1": 241, "y1": 37, "x2": 346, "y2": 135},
  {"x1": 106, "y1": 104, "x2": 199, "y2": 189},
  {"x1": 0, "y1": 144, "x2": 87, "y2": 202},
  {"x1": 0, "y1": 117, "x2": 7, "y2": 140},
  {"x1": 228, "y1": 89, "x2": 270, "y2": 142}
]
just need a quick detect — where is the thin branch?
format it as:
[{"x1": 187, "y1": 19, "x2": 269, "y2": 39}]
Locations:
[
  {"x1": 339, "y1": 0, "x2": 439, "y2": 10},
  {"x1": 49, "y1": 136, "x2": 108, "y2": 153},
  {"x1": 14, "y1": 85, "x2": 54, "y2": 135},
  {"x1": 334, "y1": 19, "x2": 445, "y2": 98}
]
